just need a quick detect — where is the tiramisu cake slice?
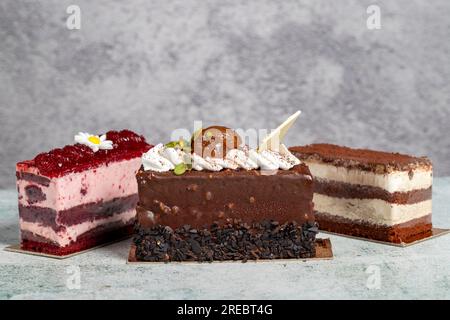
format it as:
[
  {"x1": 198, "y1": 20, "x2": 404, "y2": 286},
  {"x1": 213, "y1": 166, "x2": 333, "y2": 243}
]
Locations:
[
  {"x1": 290, "y1": 144, "x2": 433, "y2": 243},
  {"x1": 132, "y1": 113, "x2": 321, "y2": 262},
  {"x1": 16, "y1": 130, "x2": 151, "y2": 255}
]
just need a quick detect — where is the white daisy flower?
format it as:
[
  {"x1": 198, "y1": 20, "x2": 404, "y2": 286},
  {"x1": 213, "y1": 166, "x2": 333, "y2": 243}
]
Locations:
[{"x1": 74, "y1": 132, "x2": 113, "y2": 152}]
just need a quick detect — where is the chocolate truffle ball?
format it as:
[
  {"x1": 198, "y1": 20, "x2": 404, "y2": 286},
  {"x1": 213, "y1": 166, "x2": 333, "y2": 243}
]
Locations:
[{"x1": 191, "y1": 126, "x2": 242, "y2": 158}]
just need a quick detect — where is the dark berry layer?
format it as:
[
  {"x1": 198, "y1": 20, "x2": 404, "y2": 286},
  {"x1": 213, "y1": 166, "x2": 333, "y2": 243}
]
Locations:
[
  {"x1": 19, "y1": 194, "x2": 138, "y2": 228},
  {"x1": 16, "y1": 172, "x2": 51, "y2": 186},
  {"x1": 18, "y1": 130, "x2": 151, "y2": 178},
  {"x1": 133, "y1": 219, "x2": 318, "y2": 262},
  {"x1": 24, "y1": 185, "x2": 46, "y2": 204}
]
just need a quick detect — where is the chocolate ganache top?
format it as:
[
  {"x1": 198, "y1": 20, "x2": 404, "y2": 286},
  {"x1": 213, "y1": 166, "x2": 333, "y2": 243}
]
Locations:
[{"x1": 135, "y1": 163, "x2": 314, "y2": 229}]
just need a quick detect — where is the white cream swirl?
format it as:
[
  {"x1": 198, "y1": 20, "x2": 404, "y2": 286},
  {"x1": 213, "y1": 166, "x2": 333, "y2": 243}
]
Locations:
[
  {"x1": 141, "y1": 143, "x2": 300, "y2": 172},
  {"x1": 142, "y1": 144, "x2": 176, "y2": 172}
]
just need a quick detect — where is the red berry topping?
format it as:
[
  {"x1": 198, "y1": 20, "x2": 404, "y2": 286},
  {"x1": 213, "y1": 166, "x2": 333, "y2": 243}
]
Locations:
[{"x1": 26, "y1": 130, "x2": 151, "y2": 177}]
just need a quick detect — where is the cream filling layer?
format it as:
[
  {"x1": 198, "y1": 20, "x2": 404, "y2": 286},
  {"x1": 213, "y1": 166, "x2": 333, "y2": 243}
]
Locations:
[
  {"x1": 20, "y1": 208, "x2": 136, "y2": 247},
  {"x1": 304, "y1": 160, "x2": 432, "y2": 193},
  {"x1": 313, "y1": 194, "x2": 432, "y2": 226}
]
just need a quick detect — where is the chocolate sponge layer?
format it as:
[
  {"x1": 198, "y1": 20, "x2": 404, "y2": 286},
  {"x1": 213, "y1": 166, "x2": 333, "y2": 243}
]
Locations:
[{"x1": 314, "y1": 178, "x2": 431, "y2": 204}]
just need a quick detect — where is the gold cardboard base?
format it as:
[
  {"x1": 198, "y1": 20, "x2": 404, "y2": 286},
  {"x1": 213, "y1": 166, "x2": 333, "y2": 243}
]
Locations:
[
  {"x1": 4, "y1": 236, "x2": 131, "y2": 259},
  {"x1": 320, "y1": 227, "x2": 450, "y2": 247},
  {"x1": 127, "y1": 238, "x2": 333, "y2": 264}
]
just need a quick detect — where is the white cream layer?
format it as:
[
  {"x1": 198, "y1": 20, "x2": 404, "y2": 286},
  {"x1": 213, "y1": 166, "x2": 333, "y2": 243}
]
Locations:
[
  {"x1": 18, "y1": 158, "x2": 142, "y2": 211},
  {"x1": 313, "y1": 194, "x2": 431, "y2": 226},
  {"x1": 304, "y1": 160, "x2": 432, "y2": 193},
  {"x1": 20, "y1": 208, "x2": 136, "y2": 247},
  {"x1": 142, "y1": 143, "x2": 300, "y2": 172}
]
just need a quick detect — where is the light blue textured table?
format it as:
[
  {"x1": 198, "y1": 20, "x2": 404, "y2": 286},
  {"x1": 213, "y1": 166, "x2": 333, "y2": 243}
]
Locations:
[{"x1": 1, "y1": 178, "x2": 449, "y2": 300}]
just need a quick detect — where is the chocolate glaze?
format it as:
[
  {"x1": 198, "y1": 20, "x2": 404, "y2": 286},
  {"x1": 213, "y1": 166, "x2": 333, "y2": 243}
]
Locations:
[
  {"x1": 314, "y1": 178, "x2": 432, "y2": 204},
  {"x1": 290, "y1": 144, "x2": 432, "y2": 173},
  {"x1": 315, "y1": 211, "x2": 432, "y2": 243},
  {"x1": 136, "y1": 164, "x2": 314, "y2": 229}
]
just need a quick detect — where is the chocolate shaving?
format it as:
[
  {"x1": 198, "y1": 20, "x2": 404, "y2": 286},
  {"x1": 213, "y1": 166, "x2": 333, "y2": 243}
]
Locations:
[{"x1": 133, "y1": 219, "x2": 318, "y2": 262}]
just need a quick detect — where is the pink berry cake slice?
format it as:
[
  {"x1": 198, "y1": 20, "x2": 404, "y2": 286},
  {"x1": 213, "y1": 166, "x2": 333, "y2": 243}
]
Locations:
[{"x1": 16, "y1": 130, "x2": 151, "y2": 255}]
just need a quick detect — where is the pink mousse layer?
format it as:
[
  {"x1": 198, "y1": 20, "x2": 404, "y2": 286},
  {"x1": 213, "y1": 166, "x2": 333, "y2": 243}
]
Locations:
[{"x1": 17, "y1": 157, "x2": 142, "y2": 210}]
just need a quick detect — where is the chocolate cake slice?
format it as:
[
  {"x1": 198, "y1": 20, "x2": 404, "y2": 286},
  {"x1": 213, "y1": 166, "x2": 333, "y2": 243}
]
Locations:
[
  {"x1": 16, "y1": 130, "x2": 151, "y2": 255},
  {"x1": 289, "y1": 144, "x2": 433, "y2": 243},
  {"x1": 132, "y1": 122, "x2": 319, "y2": 262}
]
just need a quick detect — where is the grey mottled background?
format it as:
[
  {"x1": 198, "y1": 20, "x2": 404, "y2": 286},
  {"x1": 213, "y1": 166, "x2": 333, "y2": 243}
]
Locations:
[{"x1": 1, "y1": 0, "x2": 449, "y2": 188}]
